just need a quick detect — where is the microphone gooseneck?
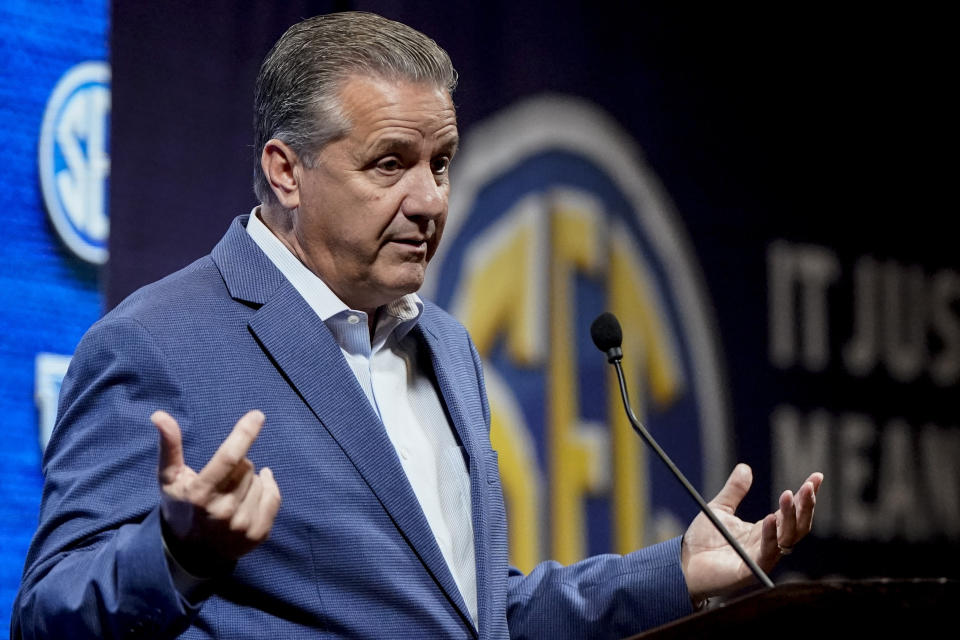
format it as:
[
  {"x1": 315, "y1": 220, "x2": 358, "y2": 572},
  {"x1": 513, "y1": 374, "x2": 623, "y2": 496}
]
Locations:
[{"x1": 589, "y1": 312, "x2": 775, "y2": 590}]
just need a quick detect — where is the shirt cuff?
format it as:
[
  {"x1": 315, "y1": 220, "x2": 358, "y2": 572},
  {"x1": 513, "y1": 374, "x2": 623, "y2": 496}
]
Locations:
[{"x1": 161, "y1": 533, "x2": 212, "y2": 603}]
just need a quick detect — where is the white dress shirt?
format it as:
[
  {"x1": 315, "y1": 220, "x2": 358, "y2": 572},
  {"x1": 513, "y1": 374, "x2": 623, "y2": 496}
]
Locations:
[{"x1": 246, "y1": 209, "x2": 478, "y2": 624}]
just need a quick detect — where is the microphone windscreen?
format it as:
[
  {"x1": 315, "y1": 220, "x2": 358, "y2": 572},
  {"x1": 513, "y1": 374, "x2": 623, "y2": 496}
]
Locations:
[{"x1": 590, "y1": 312, "x2": 622, "y2": 352}]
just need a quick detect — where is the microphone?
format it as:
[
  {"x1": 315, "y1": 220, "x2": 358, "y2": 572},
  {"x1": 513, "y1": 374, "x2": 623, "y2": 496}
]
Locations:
[{"x1": 590, "y1": 311, "x2": 775, "y2": 590}]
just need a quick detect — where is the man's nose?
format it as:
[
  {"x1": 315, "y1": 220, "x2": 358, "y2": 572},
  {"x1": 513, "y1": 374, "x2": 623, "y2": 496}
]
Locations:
[{"x1": 402, "y1": 164, "x2": 447, "y2": 220}]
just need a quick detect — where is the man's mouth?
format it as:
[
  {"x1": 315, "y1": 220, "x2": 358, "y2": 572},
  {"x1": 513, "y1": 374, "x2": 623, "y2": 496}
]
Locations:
[{"x1": 391, "y1": 237, "x2": 428, "y2": 249}]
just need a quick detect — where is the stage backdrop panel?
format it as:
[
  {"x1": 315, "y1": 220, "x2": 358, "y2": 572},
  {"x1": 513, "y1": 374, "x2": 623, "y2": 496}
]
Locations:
[{"x1": 0, "y1": 0, "x2": 109, "y2": 631}]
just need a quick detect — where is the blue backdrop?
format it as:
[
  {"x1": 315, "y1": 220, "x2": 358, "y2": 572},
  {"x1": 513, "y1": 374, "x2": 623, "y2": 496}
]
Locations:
[{"x1": 0, "y1": 0, "x2": 108, "y2": 630}]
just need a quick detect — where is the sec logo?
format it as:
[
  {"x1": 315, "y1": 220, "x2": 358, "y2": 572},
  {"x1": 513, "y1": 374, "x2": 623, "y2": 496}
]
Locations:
[
  {"x1": 38, "y1": 61, "x2": 111, "y2": 265},
  {"x1": 424, "y1": 95, "x2": 732, "y2": 571}
]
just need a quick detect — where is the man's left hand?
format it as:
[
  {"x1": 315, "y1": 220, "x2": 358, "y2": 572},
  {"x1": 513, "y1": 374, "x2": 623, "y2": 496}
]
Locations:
[{"x1": 681, "y1": 463, "x2": 823, "y2": 602}]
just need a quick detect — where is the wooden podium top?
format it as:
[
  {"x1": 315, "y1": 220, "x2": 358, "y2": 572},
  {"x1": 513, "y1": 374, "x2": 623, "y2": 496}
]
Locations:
[{"x1": 627, "y1": 578, "x2": 958, "y2": 639}]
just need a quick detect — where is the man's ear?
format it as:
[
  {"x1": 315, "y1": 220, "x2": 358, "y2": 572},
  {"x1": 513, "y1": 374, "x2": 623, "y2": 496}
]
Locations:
[{"x1": 260, "y1": 139, "x2": 301, "y2": 209}]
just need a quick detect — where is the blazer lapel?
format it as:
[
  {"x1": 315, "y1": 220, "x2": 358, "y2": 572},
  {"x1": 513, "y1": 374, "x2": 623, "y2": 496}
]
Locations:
[
  {"x1": 414, "y1": 324, "x2": 479, "y2": 469},
  {"x1": 212, "y1": 217, "x2": 476, "y2": 632},
  {"x1": 415, "y1": 322, "x2": 495, "y2": 635}
]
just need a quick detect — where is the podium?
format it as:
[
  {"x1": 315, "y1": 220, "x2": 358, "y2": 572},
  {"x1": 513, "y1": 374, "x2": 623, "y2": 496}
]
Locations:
[{"x1": 627, "y1": 578, "x2": 958, "y2": 639}]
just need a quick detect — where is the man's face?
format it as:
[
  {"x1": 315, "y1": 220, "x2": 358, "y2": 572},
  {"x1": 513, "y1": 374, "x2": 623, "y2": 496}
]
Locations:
[{"x1": 290, "y1": 75, "x2": 458, "y2": 314}]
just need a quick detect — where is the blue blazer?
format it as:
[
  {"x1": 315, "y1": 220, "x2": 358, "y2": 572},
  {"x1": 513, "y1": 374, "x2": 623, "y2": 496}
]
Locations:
[{"x1": 13, "y1": 217, "x2": 692, "y2": 639}]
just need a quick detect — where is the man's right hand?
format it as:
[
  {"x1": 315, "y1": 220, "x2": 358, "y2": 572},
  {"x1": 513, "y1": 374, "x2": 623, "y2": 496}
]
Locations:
[{"x1": 152, "y1": 409, "x2": 282, "y2": 576}]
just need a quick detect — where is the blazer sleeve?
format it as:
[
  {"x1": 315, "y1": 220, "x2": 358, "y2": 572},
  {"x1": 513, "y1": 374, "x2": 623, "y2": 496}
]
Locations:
[
  {"x1": 505, "y1": 538, "x2": 694, "y2": 639},
  {"x1": 12, "y1": 317, "x2": 202, "y2": 640}
]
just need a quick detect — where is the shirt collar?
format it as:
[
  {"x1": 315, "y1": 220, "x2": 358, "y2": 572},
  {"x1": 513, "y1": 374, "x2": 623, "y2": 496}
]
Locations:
[
  {"x1": 246, "y1": 207, "x2": 423, "y2": 341},
  {"x1": 380, "y1": 294, "x2": 424, "y2": 342}
]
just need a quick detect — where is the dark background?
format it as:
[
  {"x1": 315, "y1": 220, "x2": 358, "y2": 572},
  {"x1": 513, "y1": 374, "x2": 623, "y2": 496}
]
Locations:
[{"x1": 109, "y1": 0, "x2": 957, "y2": 580}]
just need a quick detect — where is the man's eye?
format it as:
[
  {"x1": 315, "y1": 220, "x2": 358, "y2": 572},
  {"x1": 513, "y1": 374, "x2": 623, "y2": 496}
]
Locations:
[
  {"x1": 432, "y1": 156, "x2": 451, "y2": 175},
  {"x1": 376, "y1": 158, "x2": 402, "y2": 173}
]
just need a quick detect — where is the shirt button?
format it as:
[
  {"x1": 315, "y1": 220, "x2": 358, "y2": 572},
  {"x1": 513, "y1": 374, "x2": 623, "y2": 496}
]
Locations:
[
  {"x1": 347, "y1": 314, "x2": 360, "y2": 324},
  {"x1": 399, "y1": 448, "x2": 410, "y2": 460}
]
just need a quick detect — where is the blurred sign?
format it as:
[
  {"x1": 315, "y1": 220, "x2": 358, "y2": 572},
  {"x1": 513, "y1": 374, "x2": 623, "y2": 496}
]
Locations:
[
  {"x1": 39, "y1": 60, "x2": 111, "y2": 265},
  {"x1": 427, "y1": 96, "x2": 731, "y2": 570}
]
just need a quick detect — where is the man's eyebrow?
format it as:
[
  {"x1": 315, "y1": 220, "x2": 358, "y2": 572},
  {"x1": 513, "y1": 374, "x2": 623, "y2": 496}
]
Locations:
[
  {"x1": 443, "y1": 135, "x2": 460, "y2": 156},
  {"x1": 365, "y1": 133, "x2": 459, "y2": 159},
  {"x1": 367, "y1": 136, "x2": 418, "y2": 157}
]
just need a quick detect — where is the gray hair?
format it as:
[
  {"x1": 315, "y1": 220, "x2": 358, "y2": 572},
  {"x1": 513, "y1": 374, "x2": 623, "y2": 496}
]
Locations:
[{"x1": 253, "y1": 11, "x2": 458, "y2": 204}]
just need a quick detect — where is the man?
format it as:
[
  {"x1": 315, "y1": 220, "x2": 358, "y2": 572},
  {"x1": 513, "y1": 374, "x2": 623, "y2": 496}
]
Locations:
[{"x1": 13, "y1": 12, "x2": 821, "y2": 639}]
